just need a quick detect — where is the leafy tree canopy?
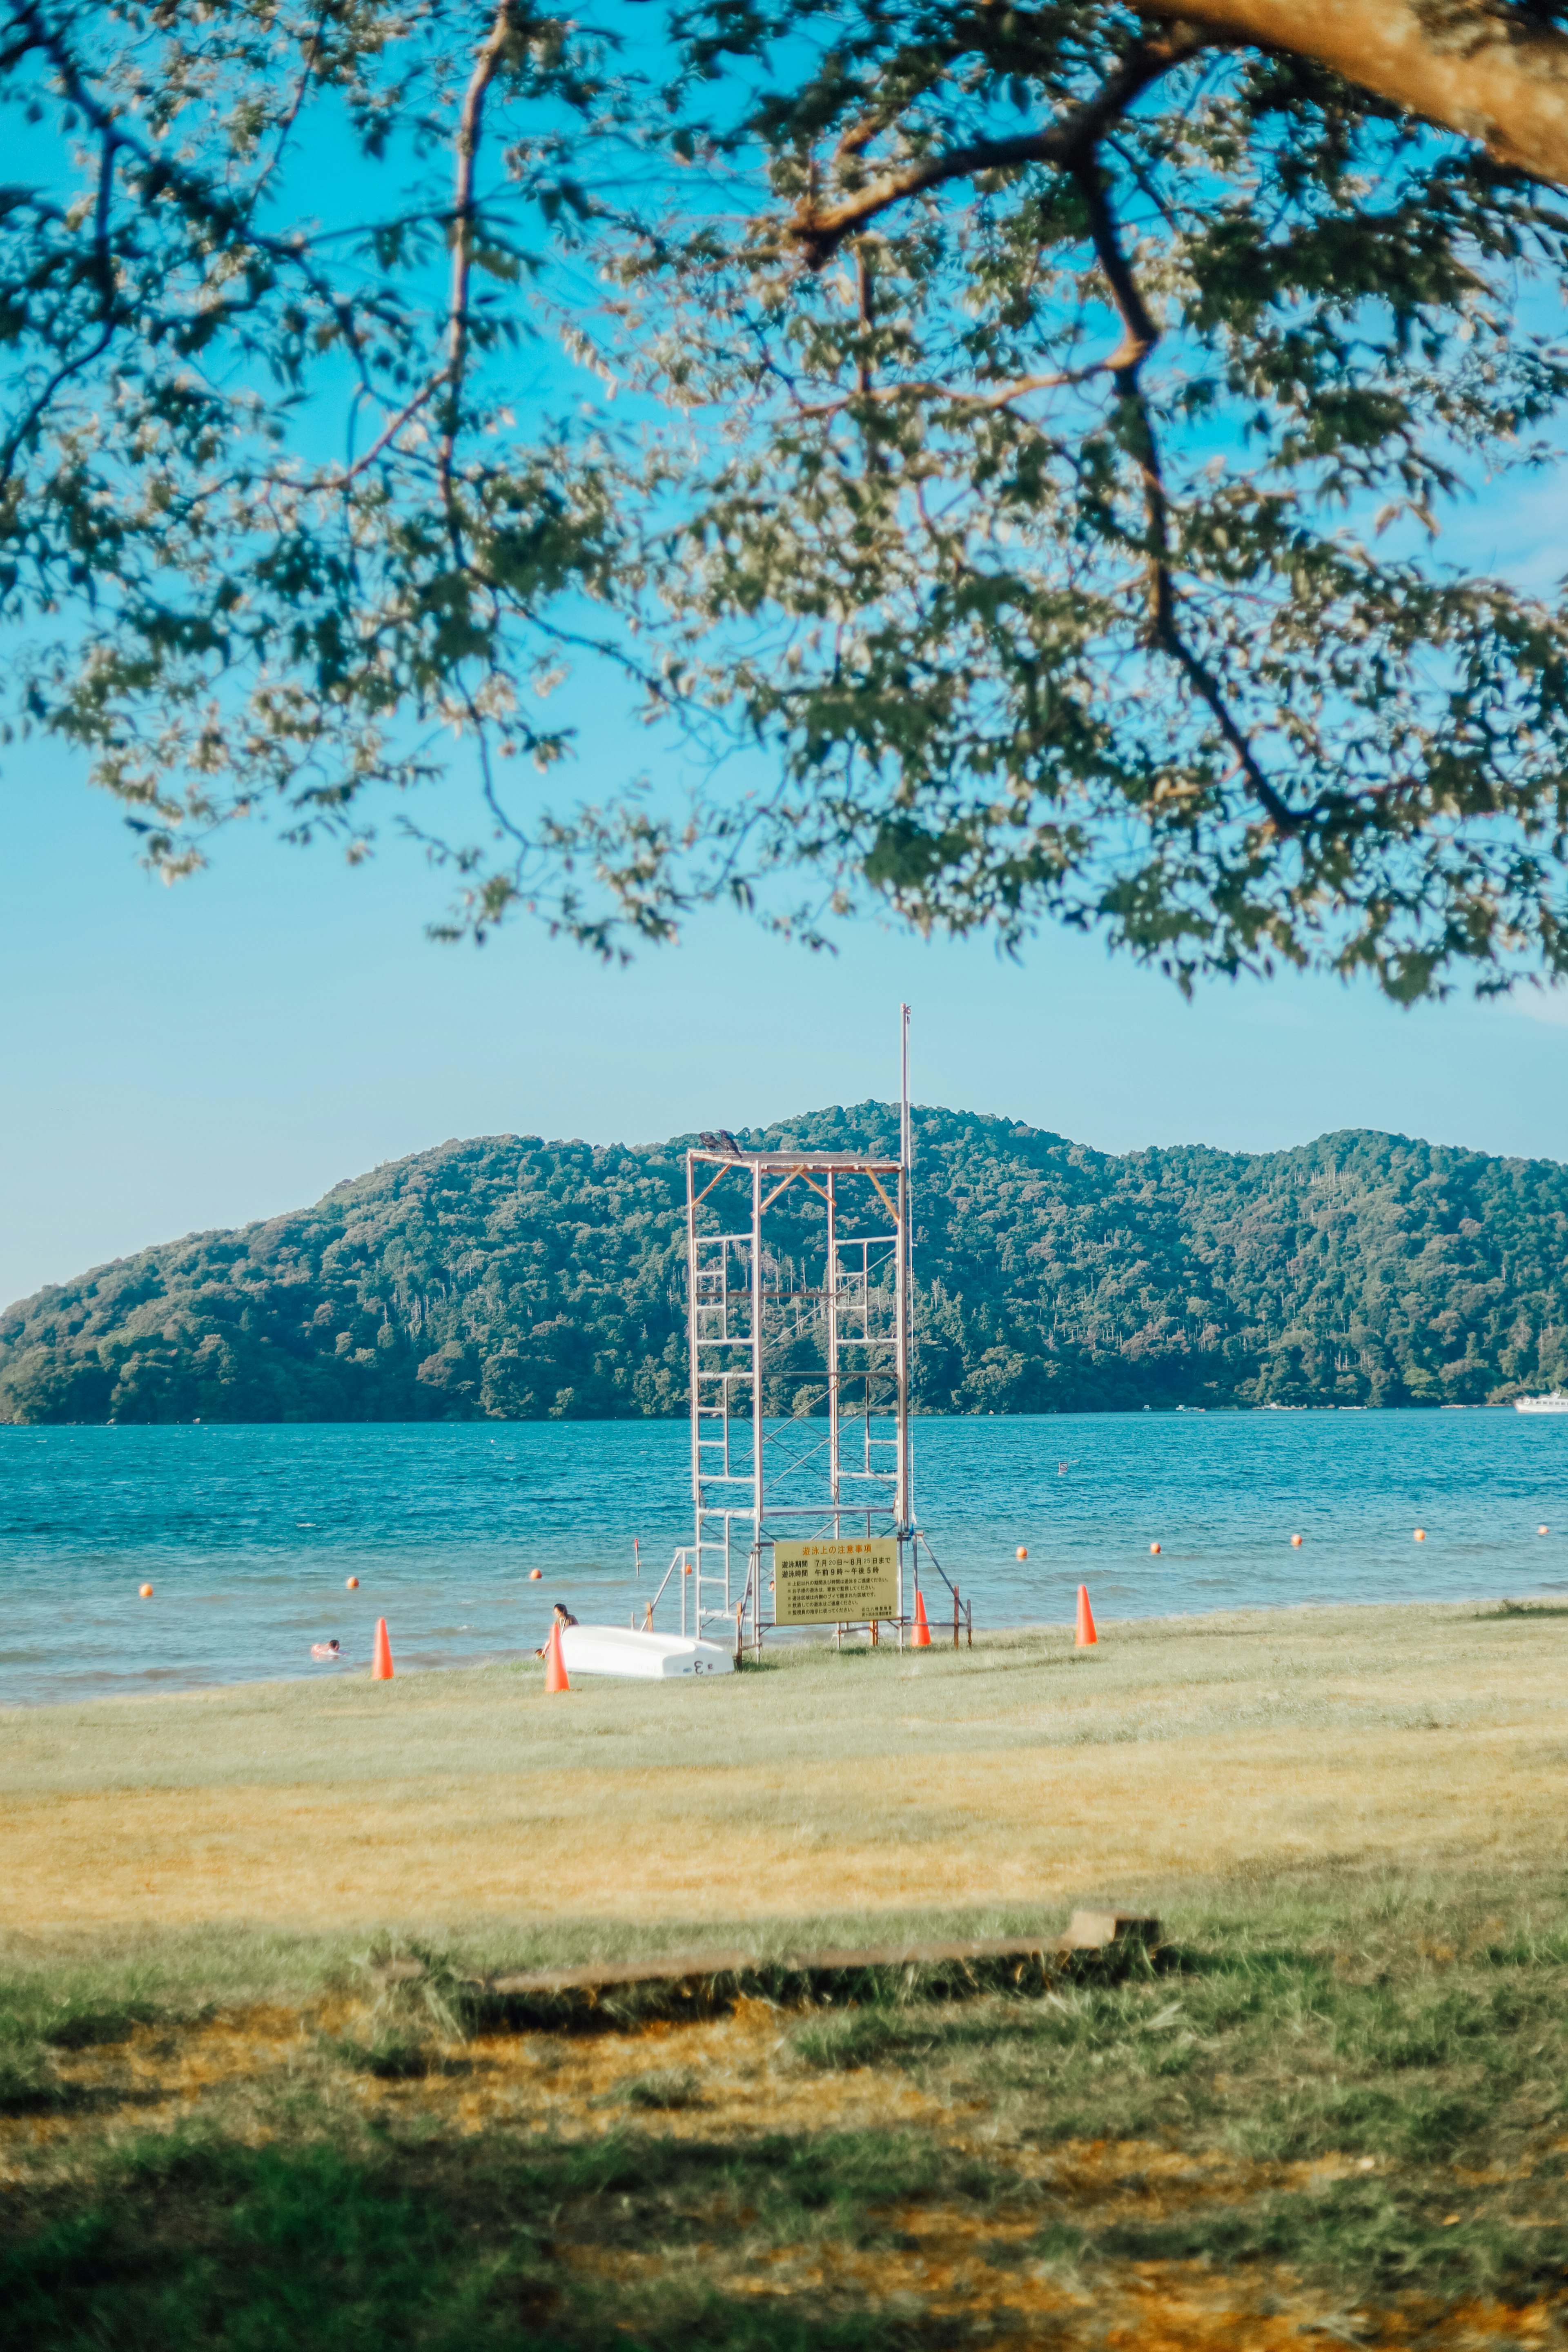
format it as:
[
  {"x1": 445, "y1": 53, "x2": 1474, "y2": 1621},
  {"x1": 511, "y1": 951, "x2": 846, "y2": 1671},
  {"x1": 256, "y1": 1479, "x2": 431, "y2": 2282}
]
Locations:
[
  {"x1": 2, "y1": 1106, "x2": 1564, "y2": 1422},
  {"x1": 7, "y1": 3, "x2": 1568, "y2": 993}
]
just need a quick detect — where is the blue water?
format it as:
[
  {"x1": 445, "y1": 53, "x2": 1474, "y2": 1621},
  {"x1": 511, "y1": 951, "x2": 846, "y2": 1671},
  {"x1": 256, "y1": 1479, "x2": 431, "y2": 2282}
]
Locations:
[{"x1": 2, "y1": 1412, "x2": 1566, "y2": 1706}]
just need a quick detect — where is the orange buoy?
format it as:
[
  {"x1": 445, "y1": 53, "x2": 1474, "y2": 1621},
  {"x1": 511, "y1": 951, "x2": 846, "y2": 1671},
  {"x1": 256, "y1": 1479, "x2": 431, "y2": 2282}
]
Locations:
[
  {"x1": 544, "y1": 1620, "x2": 570, "y2": 1693},
  {"x1": 1414, "y1": 1528, "x2": 1426, "y2": 1543},
  {"x1": 684, "y1": 1562, "x2": 693, "y2": 1575},
  {"x1": 1149, "y1": 1541, "x2": 1161, "y2": 1556},
  {"x1": 372, "y1": 1617, "x2": 394, "y2": 1679},
  {"x1": 138, "y1": 1582, "x2": 154, "y2": 1599},
  {"x1": 345, "y1": 1575, "x2": 359, "y2": 1590},
  {"x1": 1290, "y1": 1533, "x2": 1303, "y2": 1548},
  {"x1": 528, "y1": 1568, "x2": 542, "y2": 1581},
  {"x1": 1016, "y1": 1545, "x2": 1028, "y2": 1561},
  {"x1": 1076, "y1": 1584, "x2": 1098, "y2": 1647},
  {"x1": 913, "y1": 1589, "x2": 932, "y2": 1648},
  {"x1": 1539, "y1": 1525, "x2": 1550, "y2": 1537}
]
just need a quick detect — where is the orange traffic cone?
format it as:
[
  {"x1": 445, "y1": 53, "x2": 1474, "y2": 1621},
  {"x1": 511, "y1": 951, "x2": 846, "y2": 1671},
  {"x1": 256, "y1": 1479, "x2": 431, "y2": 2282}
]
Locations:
[
  {"x1": 544, "y1": 1619, "x2": 570, "y2": 1693},
  {"x1": 372, "y1": 1617, "x2": 394, "y2": 1679},
  {"x1": 1075, "y1": 1585, "x2": 1097, "y2": 1648},
  {"x1": 913, "y1": 1589, "x2": 931, "y2": 1648}
]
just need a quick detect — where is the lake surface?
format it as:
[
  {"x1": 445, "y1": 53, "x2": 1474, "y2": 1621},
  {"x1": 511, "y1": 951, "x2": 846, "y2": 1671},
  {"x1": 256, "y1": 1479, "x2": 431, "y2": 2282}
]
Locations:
[{"x1": 2, "y1": 1412, "x2": 1566, "y2": 1706}]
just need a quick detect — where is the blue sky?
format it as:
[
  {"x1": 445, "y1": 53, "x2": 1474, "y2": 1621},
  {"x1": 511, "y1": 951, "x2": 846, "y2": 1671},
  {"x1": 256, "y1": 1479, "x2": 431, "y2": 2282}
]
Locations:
[{"x1": 7, "y1": 719, "x2": 1568, "y2": 1313}]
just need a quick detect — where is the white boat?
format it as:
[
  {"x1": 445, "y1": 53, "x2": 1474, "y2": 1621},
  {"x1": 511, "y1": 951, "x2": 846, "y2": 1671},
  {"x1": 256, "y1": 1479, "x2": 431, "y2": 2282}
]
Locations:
[
  {"x1": 559, "y1": 1624, "x2": 734, "y2": 1679},
  {"x1": 1515, "y1": 1390, "x2": 1568, "y2": 1414}
]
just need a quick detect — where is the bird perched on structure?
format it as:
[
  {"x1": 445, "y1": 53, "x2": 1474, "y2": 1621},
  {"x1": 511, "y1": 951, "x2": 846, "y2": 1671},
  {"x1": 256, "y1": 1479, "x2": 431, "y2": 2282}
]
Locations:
[{"x1": 697, "y1": 1130, "x2": 742, "y2": 1155}]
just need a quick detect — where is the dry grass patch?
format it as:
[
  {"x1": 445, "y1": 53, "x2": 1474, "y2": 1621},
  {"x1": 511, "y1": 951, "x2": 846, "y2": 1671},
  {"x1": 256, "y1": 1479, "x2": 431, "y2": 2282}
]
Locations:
[{"x1": 4, "y1": 1602, "x2": 1568, "y2": 1955}]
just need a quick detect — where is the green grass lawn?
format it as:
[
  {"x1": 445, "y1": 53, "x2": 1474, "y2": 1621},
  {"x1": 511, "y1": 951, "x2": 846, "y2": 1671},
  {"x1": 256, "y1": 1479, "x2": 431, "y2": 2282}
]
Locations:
[
  {"x1": 5, "y1": 1606, "x2": 1568, "y2": 2344},
  {"x1": 4, "y1": 1876, "x2": 1567, "y2": 2347}
]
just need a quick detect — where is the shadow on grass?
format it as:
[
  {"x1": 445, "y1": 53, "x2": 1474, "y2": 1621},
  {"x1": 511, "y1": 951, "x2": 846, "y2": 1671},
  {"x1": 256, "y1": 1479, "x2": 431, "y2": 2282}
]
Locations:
[
  {"x1": 5, "y1": 2110, "x2": 1564, "y2": 2348},
  {"x1": 9, "y1": 1892, "x2": 1568, "y2": 2342},
  {"x1": 319, "y1": 2030, "x2": 466, "y2": 2082},
  {"x1": 0, "y1": 2129, "x2": 948, "y2": 2352},
  {"x1": 1035, "y1": 2176, "x2": 1554, "y2": 2304}
]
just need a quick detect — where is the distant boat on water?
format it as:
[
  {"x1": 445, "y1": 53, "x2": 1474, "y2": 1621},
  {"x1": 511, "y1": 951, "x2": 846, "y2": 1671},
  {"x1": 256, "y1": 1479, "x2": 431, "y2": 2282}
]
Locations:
[{"x1": 1515, "y1": 1390, "x2": 1568, "y2": 1414}]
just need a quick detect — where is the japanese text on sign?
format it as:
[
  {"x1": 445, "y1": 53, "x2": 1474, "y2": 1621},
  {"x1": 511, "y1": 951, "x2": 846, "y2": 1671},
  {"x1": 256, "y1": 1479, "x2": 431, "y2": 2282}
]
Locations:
[{"x1": 773, "y1": 1537, "x2": 898, "y2": 1626}]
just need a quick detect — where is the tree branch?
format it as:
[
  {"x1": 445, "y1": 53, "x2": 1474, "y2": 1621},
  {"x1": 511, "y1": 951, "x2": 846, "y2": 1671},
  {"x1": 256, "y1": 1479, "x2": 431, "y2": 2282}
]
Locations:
[
  {"x1": 795, "y1": 368, "x2": 1091, "y2": 418},
  {"x1": 1072, "y1": 156, "x2": 1303, "y2": 836},
  {"x1": 0, "y1": 44, "x2": 128, "y2": 484},
  {"x1": 1138, "y1": 0, "x2": 1568, "y2": 188},
  {"x1": 10, "y1": 0, "x2": 379, "y2": 392},
  {"x1": 246, "y1": 5, "x2": 332, "y2": 209},
  {"x1": 318, "y1": 378, "x2": 446, "y2": 491},
  {"x1": 439, "y1": 1, "x2": 519, "y2": 531},
  {"x1": 788, "y1": 25, "x2": 1208, "y2": 267},
  {"x1": 833, "y1": 60, "x2": 951, "y2": 167}
]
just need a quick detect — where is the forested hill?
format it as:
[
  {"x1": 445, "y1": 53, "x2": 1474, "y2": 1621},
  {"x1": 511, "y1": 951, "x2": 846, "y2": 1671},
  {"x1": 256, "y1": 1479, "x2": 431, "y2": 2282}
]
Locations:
[{"x1": 3, "y1": 1107, "x2": 1567, "y2": 1424}]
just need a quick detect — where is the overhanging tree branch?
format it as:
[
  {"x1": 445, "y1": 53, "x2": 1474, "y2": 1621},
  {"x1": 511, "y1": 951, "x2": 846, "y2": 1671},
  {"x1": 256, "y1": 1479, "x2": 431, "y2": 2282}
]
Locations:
[
  {"x1": 2, "y1": 3, "x2": 1567, "y2": 995},
  {"x1": 1138, "y1": 0, "x2": 1568, "y2": 188},
  {"x1": 787, "y1": 24, "x2": 1208, "y2": 266},
  {"x1": 1072, "y1": 153, "x2": 1304, "y2": 835}
]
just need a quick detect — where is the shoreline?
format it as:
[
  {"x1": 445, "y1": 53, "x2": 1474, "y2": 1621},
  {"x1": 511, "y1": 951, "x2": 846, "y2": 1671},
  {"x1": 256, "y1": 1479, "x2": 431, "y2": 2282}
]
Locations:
[
  {"x1": 3, "y1": 1588, "x2": 1564, "y2": 1716},
  {"x1": 0, "y1": 1401, "x2": 1545, "y2": 1427}
]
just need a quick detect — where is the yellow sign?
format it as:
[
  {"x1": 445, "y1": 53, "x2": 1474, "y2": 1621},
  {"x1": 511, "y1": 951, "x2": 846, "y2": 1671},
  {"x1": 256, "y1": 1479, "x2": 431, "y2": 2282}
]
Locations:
[{"x1": 773, "y1": 1537, "x2": 898, "y2": 1626}]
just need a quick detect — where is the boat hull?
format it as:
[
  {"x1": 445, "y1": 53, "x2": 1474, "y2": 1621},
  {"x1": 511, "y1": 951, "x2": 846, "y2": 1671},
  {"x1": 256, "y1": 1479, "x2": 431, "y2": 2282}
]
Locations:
[
  {"x1": 1515, "y1": 1392, "x2": 1568, "y2": 1414},
  {"x1": 559, "y1": 1625, "x2": 734, "y2": 1679}
]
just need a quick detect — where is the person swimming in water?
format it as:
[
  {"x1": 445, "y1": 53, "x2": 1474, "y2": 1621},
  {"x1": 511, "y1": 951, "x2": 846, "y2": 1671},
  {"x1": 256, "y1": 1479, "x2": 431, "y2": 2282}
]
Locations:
[{"x1": 310, "y1": 1639, "x2": 343, "y2": 1662}]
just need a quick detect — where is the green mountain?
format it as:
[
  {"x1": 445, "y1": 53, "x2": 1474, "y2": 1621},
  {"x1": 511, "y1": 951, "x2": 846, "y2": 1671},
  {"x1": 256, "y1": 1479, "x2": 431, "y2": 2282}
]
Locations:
[{"x1": 2, "y1": 1107, "x2": 1565, "y2": 1423}]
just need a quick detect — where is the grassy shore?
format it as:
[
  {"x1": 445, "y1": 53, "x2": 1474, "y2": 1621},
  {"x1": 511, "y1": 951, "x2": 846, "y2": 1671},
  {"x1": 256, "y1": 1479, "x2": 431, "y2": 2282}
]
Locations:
[
  {"x1": 5, "y1": 1598, "x2": 1567, "y2": 1969},
  {"x1": 4, "y1": 1603, "x2": 1568, "y2": 2344}
]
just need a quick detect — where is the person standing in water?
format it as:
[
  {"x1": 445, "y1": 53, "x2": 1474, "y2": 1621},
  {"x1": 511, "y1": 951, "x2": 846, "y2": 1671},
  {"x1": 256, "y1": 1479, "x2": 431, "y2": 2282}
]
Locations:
[{"x1": 535, "y1": 1601, "x2": 577, "y2": 1657}]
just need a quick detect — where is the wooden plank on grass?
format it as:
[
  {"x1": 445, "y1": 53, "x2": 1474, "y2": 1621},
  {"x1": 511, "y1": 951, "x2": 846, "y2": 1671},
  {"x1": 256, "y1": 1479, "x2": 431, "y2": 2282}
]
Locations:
[{"x1": 478, "y1": 1914, "x2": 1160, "y2": 2024}]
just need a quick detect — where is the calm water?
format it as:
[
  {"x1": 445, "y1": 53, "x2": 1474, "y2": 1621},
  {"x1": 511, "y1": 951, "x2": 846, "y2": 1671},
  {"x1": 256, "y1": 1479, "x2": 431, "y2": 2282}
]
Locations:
[{"x1": 2, "y1": 1412, "x2": 1566, "y2": 1706}]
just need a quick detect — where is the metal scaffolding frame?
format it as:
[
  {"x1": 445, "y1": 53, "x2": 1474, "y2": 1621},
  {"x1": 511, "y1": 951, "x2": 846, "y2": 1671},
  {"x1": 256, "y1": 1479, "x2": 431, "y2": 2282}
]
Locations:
[{"x1": 668, "y1": 1009, "x2": 938, "y2": 1653}]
